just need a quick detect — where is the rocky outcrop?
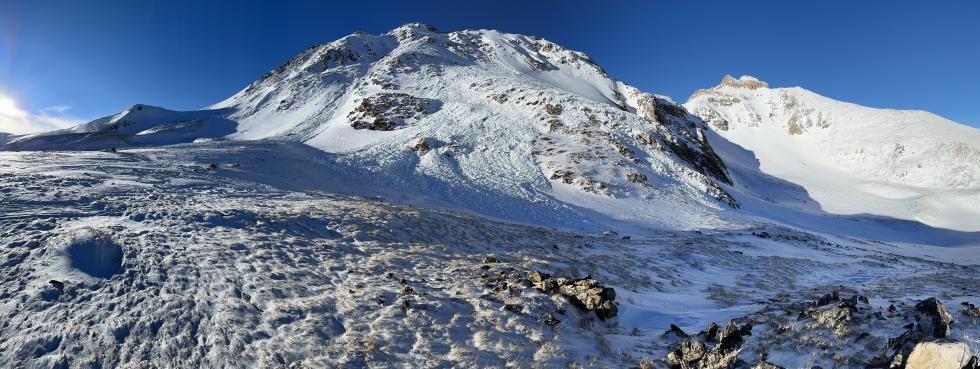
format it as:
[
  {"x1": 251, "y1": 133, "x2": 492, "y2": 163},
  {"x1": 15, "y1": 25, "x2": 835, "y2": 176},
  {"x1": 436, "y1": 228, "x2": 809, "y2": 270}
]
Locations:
[
  {"x1": 809, "y1": 300, "x2": 855, "y2": 336},
  {"x1": 687, "y1": 75, "x2": 768, "y2": 103},
  {"x1": 666, "y1": 320, "x2": 750, "y2": 369},
  {"x1": 348, "y1": 93, "x2": 441, "y2": 131},
  {"x1": 411, "y1": 137, "x2": 431, "y2": 152},
  {"x1": 915, "y1": 297, "x2": 954, "y2": 338},
  {"x1": 320, "y1": 47, "x2": 360, "y2": 70},
  {"x1": 548, "y1": 170, "x2": 610, "y2": 196},
  {"x1": 963, "y1": 301, "x2": 980, "y2": 318},
  {"x1": 718, "y1": 75, "x2": 769, "y2": 90},
  {"x1": 865, "y1": 297, "x2": 967, "y2": 368},
  {"x1": 629, "y1": 92, "x2": 734, "y2": 187},
  {"x1": 544, "y1": 103, "x2": 562, "y2": 115},
  {"x1": 655, "y1": 290, "x2": 977, "y2": 369},
  {"x1": 529, "y1": 271, "x2": 618, "y2": 320}
]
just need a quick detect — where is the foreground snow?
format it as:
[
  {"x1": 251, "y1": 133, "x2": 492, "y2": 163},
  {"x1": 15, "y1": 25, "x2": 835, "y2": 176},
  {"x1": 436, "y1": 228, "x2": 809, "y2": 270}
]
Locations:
[{"x1": 1, "y1": 143, "x2": 977, "y2": 368}]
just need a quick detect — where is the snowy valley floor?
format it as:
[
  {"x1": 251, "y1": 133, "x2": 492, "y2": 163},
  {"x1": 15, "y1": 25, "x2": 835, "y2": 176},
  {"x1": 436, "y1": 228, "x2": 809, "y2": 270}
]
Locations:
[{"x1": 1, "y1": 143, "x2": 979, "y2": 368}]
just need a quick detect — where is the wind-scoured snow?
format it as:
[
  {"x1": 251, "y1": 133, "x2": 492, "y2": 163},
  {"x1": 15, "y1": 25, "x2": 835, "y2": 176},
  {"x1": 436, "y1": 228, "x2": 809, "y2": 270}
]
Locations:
[{"x1": 1, "y1": 145, "x2": 977, "y2": 369}]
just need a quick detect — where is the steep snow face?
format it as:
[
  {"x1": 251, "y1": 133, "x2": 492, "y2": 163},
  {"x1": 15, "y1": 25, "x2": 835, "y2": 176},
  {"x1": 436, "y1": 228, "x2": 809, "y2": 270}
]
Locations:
[
  {"x1": 685, "y1": 75, "x2": 980, "y2": 231},
  {"x1": 7, "y1": 23, "x2": 738, "y2": 230}
]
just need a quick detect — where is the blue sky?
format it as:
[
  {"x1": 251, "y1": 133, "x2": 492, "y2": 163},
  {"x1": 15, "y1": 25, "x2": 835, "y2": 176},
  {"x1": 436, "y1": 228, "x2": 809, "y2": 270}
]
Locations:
[{"x1": 1, "y1": 0, "x2": 978, "y2": 133}]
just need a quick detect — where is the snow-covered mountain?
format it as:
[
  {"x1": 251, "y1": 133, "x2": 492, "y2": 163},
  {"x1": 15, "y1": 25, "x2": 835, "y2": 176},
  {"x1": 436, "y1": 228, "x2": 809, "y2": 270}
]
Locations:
[
  {"x1": 2, "y1": 24, "x2": 980, "y2": 369},
  {"x1": 5, "y1": 23, "x2": 738, "y2": 230},
  {"x1": 4, "y1": 25, "x2": 979, "y2": 239},
  {"x1": 685, "y1": 75, "x2": 980, "y2": 232}
]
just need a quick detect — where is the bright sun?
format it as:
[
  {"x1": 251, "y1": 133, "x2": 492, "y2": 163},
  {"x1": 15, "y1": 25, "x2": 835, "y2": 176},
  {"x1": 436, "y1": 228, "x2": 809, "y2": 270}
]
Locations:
[{"x1": 0, "y1": 95, "x2": 27, "y2": 117}]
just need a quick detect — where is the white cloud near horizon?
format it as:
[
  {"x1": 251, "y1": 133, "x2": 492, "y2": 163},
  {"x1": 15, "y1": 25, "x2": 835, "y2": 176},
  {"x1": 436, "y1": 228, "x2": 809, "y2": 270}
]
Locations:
[{"x1": 0, "y1": 97, "x2": 84, "y2": 135}]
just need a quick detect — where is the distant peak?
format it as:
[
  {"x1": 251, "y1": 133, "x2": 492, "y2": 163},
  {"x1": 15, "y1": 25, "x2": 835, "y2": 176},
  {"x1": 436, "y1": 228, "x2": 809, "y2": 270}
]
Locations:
[
  {"x1": 387, "y1": 23, "x2": 440, "y2": 42},
  {"x1": 718, "y1": 75, "x2": 769, "y2": 90},
  {"x1": 391, "y1": 22, "x2": 439, "y2": 34},
  {"x1": 126, "y1": 104, "x2": 165, "y2": 113}
]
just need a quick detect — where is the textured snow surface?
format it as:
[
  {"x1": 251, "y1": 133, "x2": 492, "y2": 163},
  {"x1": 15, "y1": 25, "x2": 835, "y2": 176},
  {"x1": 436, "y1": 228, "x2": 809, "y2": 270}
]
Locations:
[
  {"x1": 1, "y1": 145, "x2": 977, "y2": 368},
  {"x1": 686, "y1": 75, "x2": 980, "y2": 232},
  {"x1": 1, "y1": 24, "x2": 980, "y2": 368}
]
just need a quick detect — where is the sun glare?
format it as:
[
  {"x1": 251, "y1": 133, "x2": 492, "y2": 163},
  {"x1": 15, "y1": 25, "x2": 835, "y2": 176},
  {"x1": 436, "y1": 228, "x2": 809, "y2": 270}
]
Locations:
[{"x1": 0, "y1": 95, "x2": 27, "y2": 117}]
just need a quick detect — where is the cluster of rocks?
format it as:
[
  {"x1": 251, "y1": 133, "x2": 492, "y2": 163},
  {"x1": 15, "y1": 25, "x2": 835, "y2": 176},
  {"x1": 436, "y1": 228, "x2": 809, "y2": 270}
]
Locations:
[
  {"x1": 410, "y1": 137, "x2": 430, "y2": 152},
  {"x1": 548, "y1": 169, "x2": 610, "y2": 196},
  {"x1": 807, "y1": 289, "x2": 867, "y2": 337},
  {"x1": 794, "y1": 290, "x2": 977, "y2": 369},
  {"x1": 869, "y1": 297, "x2": 976, "y2": 369},
  {"x1": 470, "y1": 256, "x2": 619, "y2": 327},
  {"x1": 348, "y1": 93, "x2": 440, "y2": 131},
  {"x1": 319, "y1": 46, "x2": 360, "y2": 70},
  {"x1": 544, "y1": 103, "x2": 563, "y2": 116},
  {"x1": 527, "y1": 271, "x2": 618, "y2": 320},
  {"x1": 650, "y1": 290, "x2": 979, "y2": 369},
  {"x1": 961, "y1": 301, "x2": 980, "y2": 318},
  {"x1": 626, "y1": 172, "x2": 648, "y2": 184},
  {"x1": 691, "y1": 106, "x2": 731, "y2": 131},
  {"x1": 665, "y1": 320, "x2": 753, "y2": 369}
]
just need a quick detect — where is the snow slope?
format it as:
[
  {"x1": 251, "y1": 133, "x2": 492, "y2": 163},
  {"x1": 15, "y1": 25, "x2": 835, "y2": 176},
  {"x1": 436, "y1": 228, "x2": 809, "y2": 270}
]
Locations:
[
  {"x1": 686, "y1": 75, "x2": 980, "y2": 232},
  {"x1": 5, "y1": 23, "x2": 737, "y2": 232},
  {"x1": 1, "y1": 145, "x2": 977, "y2": 369},
  {"x1": 4, "y1": 25, "x2": 978, "y2": 241}
]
